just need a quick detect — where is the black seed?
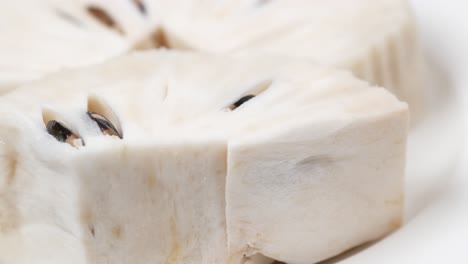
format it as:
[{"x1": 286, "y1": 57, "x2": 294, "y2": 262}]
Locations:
[
  {"x1": 87, "y1": 112, "x2": 123, "y2": 139},
  {"x1": 232, "y1": 95, "x2": 255, "y2": 110},
  {"x1": 46, "y1": 120, "x2": 73, "y2": 143},
  {"x1": 46, "y1": 120, "x2": 84, "y2": 147}
]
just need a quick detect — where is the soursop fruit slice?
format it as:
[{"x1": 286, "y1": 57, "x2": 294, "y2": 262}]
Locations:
[
  {"x1": 1, "y1": 0, "x2": 423, "y2": 117},
  {"x1": 144, "y1": 0, "x2": 425, "y2": 116},
  {"x1": 0, "y1": 51, "x2": 408, "y2": 264},
  {"x1": 0, "y1": 0, "x2": 128, "y2": 93}
]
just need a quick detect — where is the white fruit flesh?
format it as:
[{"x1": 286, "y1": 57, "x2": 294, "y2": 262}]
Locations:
[
  {"x1": 227, "y1": 113, "x2": 405, "y2": 264},
  {"x1": 152, "y1": 0, "x2": 423, "y2": 117},
  {"x1": 0, "y1": 0, "x2": 130, "y2": 94},
  {"x1": 0, "y1": 51, "x2": 408, "y2": 263},
  {"x1": 0, "y1": 0, "x2": 422, "y2": 118},
  {"x1": 77, "y1": 141, "x2": 229, "y2": 263}
]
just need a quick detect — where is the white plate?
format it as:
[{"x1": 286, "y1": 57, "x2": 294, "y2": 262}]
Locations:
[{"x1": 319, "y1": 1, "x2": 468, "y2": 263}]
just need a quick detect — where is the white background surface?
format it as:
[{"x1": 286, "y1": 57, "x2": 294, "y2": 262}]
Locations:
[{"x1": 335, "y1": 1, "x2": 468, "y2": 263}]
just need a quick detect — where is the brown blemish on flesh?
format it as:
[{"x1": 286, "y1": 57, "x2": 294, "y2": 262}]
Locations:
[
  {"x1": 81, "y1": 209, "x2": 92, "y2": 223},
  {"x1": 6, "y1": 156, "x2": 17, "y2": 185},
  {"x1": 112, "y1": 225, "x2": 122, "y2": 240},
  {"x1": 386, "y1": 194, "x2": 404, "y2": 231},
  {"x1": 0, "y1": 197, "x2": 19, "y2": 232},
  {"x1": 164, "y1": 217, "x2": 180, "y2": 264},
  {"x1": 146, "y1": 174, "x2": 156, "y2": 189},
  {"x1": 389, "y1": 217, "x2": 402, "y2": 230},
  {"x1": 80, "y1": 209, "x2": 95, "y2": 237},
  {"x1": 385, "y1": 193, "x2": 404, "y2": 206}
]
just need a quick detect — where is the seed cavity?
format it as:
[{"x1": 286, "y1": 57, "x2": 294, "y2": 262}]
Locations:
[
  {"x1": 134, "y1": 29, "x2": 169, "y2": 50},
  {"x1": 87, "y1": 95, "x2": 123, "y2": 139},
  {"x1": 87, "y1": 112, "x2": 122, "y2": 138},
  {"x1": 132, "y1": 0, "x2": 147, "y2": 15},
  {"x1": 43, "y1": 109, "x2": 84, "y2": 148},
  {"x1": 87, "y1": 6, "x2": 124, "y2": 34},
  {"x1": 226, "y1": 79, "x2": 272, "y2": 111}
]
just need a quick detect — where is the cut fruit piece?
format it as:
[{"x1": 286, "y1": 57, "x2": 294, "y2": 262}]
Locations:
[
  {"x1": 1, "y1": 0, "x2": 423, "y2": 119},
  {"x1": 0, "y1": 0, "x2": 129, "y2": 93},
  {"x1": 151, "y1": 0, "x2": 424, "y2": 117},
  {"x1": 0, "y1": 0, "x2": 159, "y2": 94},
  {"x1": 0, "y1": 51, "x2": 408, "y2": 263},
  {"x1": 227, "y1": 113, "x2": 406, "y2": 264}
]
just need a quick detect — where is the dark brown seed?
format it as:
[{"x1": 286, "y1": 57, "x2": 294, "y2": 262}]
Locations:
[
  {"x1": 87, "y1": 112, "x2": 123, "y2": 139},
  {"x1": 87, "y1": 6, "x2": 124, "y2": 34},
  {"x1": 46, "y1": 120, "x2": 84, "y2": 147}
]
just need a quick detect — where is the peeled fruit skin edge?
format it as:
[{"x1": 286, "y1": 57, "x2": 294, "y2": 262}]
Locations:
[{"x1": 0, "y1": 52, "x2": 408, "y2": 264}]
